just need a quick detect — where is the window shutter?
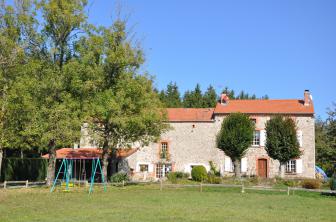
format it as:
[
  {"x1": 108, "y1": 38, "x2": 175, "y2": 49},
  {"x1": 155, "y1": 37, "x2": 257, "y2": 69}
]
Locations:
[
  {"x1": 185, "y1": 165, "x2": 191, "y2": 174},
  {"x1": 148, "y1": 164, "x2": 154, "y2": 173},
  {"x1": 296, "y1": 159, "x2": 303, "y2": 174},
  {"x1": 297, "y1": 130, "x2": 303, "y2": 147},
  {"x1": 241, "y1": 157, "x2": 247, "y2": 173},
  {"x1": 260, "y1": 130, "x2": 266, "y2": 147},
  {"x1": 225, "y1": 157, "x2": 232, "y2": 172}
]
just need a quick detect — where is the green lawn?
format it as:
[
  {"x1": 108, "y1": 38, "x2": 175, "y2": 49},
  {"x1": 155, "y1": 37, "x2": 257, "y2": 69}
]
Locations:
[{"x1": 0, "y1": 184, "x2": 335, "y2": 222}]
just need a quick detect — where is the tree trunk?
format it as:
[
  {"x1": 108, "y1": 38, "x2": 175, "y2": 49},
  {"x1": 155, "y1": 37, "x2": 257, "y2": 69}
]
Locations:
[
  {"x1": 101, "y1": 139, "x2": 109, "y2": 182},
  {"x1": 233, "y1": 159, "x2": 241, "y2": 178},
  {"x1": 46, "y1": 140, "x2": 56, "y2": 186},
  {"x1": 110, "y1": 148, "x2": 118, "y2": 174},
  {"x1": 279, "y1": 163, "x2": 285, "y2": 178},
  {"x1": 0, "y1": 148, "x2": 3, "y2": 180}
]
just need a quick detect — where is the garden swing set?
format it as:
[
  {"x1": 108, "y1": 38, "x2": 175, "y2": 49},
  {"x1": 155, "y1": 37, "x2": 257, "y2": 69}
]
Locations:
[{"x1": 50, "y1": 158, "x2": 107, "y2": 194}]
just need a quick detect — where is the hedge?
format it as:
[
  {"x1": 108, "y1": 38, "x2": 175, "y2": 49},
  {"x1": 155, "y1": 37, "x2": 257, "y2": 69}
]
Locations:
[{"x1": 1, "y1": 158, "x2": 48, "y2": 182}]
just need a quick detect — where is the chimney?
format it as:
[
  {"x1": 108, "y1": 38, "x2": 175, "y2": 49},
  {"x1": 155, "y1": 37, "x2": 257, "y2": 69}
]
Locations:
[
  {"x1": 220, "y1": 94, "x2": 229, "y2": 105},
  {"x1": 304, "y1": 90, "x2": 312, "y2": 106}
]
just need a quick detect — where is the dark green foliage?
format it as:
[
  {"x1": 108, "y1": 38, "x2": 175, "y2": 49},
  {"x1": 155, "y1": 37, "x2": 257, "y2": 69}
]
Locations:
[
  {"x1": 301, "y1": 179, "x2": 321, "y2": 189},
  {"x1": 217, "y1": 113, "x2": 255, "y2": 161},
  {"x1": 1, "y1": 158, "x2": 47, "y2": 181},
  {"x1": 265, "y1": 116, "x2": 301, "y2": 164},
  {"x1": 316, "y1": 104, "x2": 336, "y2": 176},
  {"x1": 159, "y1": 82, "x2": 182, "y2": 108},
  {"x1": 330, "y1": 177, "x2": 336, "y2": 190},
  {"x1": 183, "y1": 84, "x2": 203, "y2": 108},
  {"x1": 222, "y1": 86, "x2": 269, "y2": 100},
  {"x1": 191, "y1": 166, "x2": 207, "y2": 182},
  {"x1": 203, "y1": 85, "x2": 217, "y2": 107},
  {"x1": 110, "y1": 172, "x2": 129, "y2": 183}
]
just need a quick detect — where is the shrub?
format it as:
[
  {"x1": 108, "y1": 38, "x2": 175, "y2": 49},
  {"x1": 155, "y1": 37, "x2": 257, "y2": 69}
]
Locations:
[
  {"x1": 330, "y1": 178, "x2": 336, "y2": 190},
  {"x1": 207, "y1": 174, "x2": 221, "y2": 184},
  {"x1": 110, "y1": 172, "x2": 129, "y2": 183},
  {"x1": 209, "y1": 161, "x2": 220, "y2": 176},
  {"x1": 283, "y1": 179, "x2": 300, "y2": 187},
  {"x1": 191, "y1": 166, "x2": 207, "y2": 182},
  {"x1": 166, "y1": 172, "x2": 190, "y2": 183},
  {"x1": 301, "y1": 179, "x2": 321, "y2": 189},
  {"x1": 1, "y1": 158, "x2": 48, "y2": 182},
  {"x1": 166, "y1": 172, "x2": 178, "y2": 183}
]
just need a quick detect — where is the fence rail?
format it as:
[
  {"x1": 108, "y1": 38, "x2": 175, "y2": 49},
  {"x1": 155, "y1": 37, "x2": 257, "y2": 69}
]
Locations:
[
  {"x1": 0, "y1": 180, "x2": 47, "y2": 189},
  {"x1": 1, "y1": 180, "x2": 336, "y2": 195},
  {"x1": 159, "y1": 181, "x2": 336, "y2": 195}
]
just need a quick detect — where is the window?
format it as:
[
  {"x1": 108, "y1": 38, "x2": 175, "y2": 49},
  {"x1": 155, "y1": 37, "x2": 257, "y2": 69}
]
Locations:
[
  {"x1": 286, "y1": 160, "x2": 296, "y2": 173},
  {"x1": 251, "y1": 118, "x2": 257, "y2": 124},
  {"x1": 155, "y1": 164, "x2": 172, "y2": 178},
  {"x1": 252, "y1": 131, "x2": 260, "y2": 146},
  {"x1": 139, "y1": 164, "x2": 148, "y2": 172},
  {"x1": 160, "y1": 142, "x2": 169, "y2": 159}
]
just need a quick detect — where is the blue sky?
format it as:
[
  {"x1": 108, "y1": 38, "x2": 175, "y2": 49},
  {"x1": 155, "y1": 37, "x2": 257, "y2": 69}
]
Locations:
[{"x1": 87, "y1": 0, "x2": 336, "y2": 119}]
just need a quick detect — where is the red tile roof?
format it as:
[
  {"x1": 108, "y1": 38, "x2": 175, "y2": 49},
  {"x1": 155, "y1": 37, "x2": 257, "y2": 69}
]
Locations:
[
  {"x1": 214, "y1": 99, "x2": 314, "y2": 115},
  {"x1": 42, "y1": 148, "x2": 137, "y2": 159},
  {"x1": 167, "y1": 108, "x2": 214, "y2": 122},
  {"x1": 165, "y1": 100, "x2": 314, "y2": 122}
]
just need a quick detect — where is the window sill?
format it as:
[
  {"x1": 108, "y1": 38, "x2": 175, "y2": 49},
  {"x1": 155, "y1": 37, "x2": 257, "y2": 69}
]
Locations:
[{"x1": 285, "y1": 172, "x2": 297, "y2": 175}]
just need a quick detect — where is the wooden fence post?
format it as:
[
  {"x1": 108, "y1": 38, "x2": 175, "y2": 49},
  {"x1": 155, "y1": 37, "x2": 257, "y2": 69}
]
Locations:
[
  {"x1": 200, "y1": 183, "x2": 203, "y2": 192},
  {"x1": 4, "y1": 181, "x2": 6, "y2": 189},
  {"x1": 287, "y1": 187, "x2": 290, "y2": 196},
  {"x1": 160, "y1": 179, "x2": 163, "y2": 191},
  {"x1": 241, "y1": 184, "x2": 245, "y2": 193},
  {"x1": 26, "y1": 180, "x2": 29, "y2": 188},
  {"x1": 122, "y1": 180, "x2": 125, "y2": 188}
]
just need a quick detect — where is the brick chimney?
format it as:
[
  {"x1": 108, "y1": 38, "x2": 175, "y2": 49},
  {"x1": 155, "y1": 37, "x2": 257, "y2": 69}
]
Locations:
[
  {"x1": 304, "y1": 90, "x2": 312, "y2": 106},
  {"x1": 220, "y1": 94, "x2": 229, "y2": 105}
]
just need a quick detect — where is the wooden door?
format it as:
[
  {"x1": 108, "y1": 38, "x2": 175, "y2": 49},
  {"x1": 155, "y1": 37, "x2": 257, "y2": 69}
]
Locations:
[{"x1": 258, "y1": 159, "x2": 268, "y2": 178}]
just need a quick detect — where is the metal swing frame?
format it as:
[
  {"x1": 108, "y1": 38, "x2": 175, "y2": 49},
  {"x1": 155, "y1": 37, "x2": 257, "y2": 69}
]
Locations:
[{"x1": 50, "y1": 158, "x2": 107, "y2": 194}]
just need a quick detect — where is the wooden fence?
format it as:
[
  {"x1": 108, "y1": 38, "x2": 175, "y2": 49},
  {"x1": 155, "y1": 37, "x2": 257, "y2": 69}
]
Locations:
[
  {"x1": 0, "y1": 180, "x2": 46, "y2": 189},
  {"x1": 159, "y1": 181, "x2": 336, "y2": 195},
  {"x1": 1, "y1": 180, "x2": 336, "y2": 196}
]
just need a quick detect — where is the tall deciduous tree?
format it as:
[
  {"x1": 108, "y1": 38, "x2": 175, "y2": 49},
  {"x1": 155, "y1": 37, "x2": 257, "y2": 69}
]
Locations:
[
  {"x1": 316, "y1": 104, "x2": 336, "y2": 176},
  {"x1": 265, "y1": 115, "x2": 301, "y2": 178},
  {"x1": 0, "y1": 1, "x2": 28, "y2": 177},
  {"x1": 217, "y1": 113, "x2": 254, "y2": 178},
  {"x1": 86, "y1": 20, "x2": 168, "y2": 180}
]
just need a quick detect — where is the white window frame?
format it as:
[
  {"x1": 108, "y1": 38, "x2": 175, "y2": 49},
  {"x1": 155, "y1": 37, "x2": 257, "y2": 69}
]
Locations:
[
  {"x1": 286, "y1": 160, "x2": 296, "y2": 173},
  {"x1": 252, "y1": 130, "x2": 261, "y2": 147},
  {"x1": 136, "y1": 162, "x2": 153, "y2": 173}
]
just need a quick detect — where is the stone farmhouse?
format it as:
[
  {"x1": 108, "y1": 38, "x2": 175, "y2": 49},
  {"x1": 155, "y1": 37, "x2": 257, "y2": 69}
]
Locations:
[
  {"x1": 124, "y1": 90, "x2": 315, "y2": 180},
  {"x1": 51, "y1": 90, "x2": 315, "y2": 180}
]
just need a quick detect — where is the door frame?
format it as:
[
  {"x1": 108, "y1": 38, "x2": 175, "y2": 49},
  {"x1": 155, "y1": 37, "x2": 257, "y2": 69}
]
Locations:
[{"x1": 256, "y1": 158, "x2": 269, "y2": 178}]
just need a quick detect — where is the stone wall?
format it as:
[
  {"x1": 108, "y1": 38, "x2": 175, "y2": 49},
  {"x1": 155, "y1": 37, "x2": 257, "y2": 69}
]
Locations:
[{"x1": 127, "y1": 114, "x2": 315, "y2": 180}]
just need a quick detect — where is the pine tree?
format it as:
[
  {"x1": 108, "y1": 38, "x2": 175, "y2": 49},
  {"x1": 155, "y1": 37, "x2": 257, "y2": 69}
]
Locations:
[
  {"x1": 203, "y1": 85, "x2": 217, "y2": 107},
  {"x1": 183, "y1": 84, "x2": 204, "y2": 108},
  {"x1": 164, "y1": 82, "x2": 182, "y2": 108}
]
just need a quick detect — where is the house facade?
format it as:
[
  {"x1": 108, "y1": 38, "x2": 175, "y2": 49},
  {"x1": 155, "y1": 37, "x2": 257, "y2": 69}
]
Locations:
[{"x1": 124, "y1": 90, "x2": 315, "y2": 180}]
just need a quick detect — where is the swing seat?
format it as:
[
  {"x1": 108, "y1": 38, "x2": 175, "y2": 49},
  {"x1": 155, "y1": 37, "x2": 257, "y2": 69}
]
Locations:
[{"x1": 61, "y1": 182, "x2": 75, "y2": 187}]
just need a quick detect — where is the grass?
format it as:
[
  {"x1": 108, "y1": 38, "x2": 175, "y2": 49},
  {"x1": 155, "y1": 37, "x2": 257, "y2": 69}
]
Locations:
[{"x1": 0, "y1": 184, "x2": 335, "y2": 222}]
